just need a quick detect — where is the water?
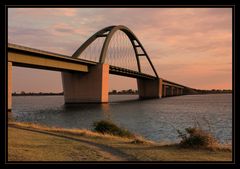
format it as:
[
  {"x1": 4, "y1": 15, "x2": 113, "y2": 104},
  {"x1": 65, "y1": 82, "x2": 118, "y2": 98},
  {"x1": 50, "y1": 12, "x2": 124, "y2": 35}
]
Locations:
[{"x1": 10, "y1": 94, "x2": 232, "y2": 144}]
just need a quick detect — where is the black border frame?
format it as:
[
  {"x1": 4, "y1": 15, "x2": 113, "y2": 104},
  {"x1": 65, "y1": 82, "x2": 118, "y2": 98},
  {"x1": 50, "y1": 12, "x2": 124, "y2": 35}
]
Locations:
[{"x1": 1, "y1": 1, "x2": 239, "y2": 166}]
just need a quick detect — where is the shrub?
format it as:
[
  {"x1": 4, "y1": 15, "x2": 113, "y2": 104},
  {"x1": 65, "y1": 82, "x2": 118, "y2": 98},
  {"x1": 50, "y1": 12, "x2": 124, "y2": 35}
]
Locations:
[
  {"x1": 93, "y1": 120, "x2": 134, "y2": 138},
  {"x1": 130, "y1": 138, "x2": 145, "y2": 144},
  {"x1": 177, "y1": 127, "x2": 218, "y2": 149}
]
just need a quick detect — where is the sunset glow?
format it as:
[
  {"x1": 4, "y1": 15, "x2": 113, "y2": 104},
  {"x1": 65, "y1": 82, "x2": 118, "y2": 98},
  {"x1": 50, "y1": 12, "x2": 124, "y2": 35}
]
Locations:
[{"x1": 8, "y1": 8, "x2": 232, "y2": 92}]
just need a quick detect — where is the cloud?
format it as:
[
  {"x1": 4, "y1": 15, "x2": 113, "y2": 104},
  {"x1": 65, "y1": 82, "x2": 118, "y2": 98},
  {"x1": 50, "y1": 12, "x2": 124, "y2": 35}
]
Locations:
[
  {"x1": 9, "y1": 8, "x2": 78, "y2": 17},
  {"x1": 8, "y1": 26, "x2": 80, "y2": 55},
  {"x1": 8, "y1": 8, "x2": 232, "y2": 90}
]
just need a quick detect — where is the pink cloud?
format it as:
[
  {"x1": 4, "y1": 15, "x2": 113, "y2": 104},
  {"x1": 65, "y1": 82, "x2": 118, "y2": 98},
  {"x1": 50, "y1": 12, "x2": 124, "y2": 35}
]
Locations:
[
  {"x1": 8, "y1": 8, "x2": 232, "y2": 91},
  {"x1": 11, "y1": 8, "x2": 77, "y2": 17}
]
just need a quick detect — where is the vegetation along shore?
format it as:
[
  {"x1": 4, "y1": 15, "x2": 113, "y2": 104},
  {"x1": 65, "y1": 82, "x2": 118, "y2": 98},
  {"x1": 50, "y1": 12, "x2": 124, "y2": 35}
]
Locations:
[{"x1": 8, "y1": 120, "x2": 231, "y2": 161}]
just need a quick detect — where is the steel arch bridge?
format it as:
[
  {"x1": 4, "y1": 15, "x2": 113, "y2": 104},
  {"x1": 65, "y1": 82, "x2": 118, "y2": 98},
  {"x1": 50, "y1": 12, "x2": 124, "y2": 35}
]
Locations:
[
  {"x1": 8, "y1": 25, "x2": 193, "y2": 109},
  {"x1": 72, "y1": 25, "x2": 159, "y2": 80}
]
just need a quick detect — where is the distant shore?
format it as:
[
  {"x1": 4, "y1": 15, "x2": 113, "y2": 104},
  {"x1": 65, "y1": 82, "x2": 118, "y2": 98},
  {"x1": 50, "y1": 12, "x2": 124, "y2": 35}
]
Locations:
[
  {"x1": 12, "y1": 91, "x2": 232, "y2": 96},
  {"x1": 12, "y1": 93, "x2": 64, "y2": 96}
]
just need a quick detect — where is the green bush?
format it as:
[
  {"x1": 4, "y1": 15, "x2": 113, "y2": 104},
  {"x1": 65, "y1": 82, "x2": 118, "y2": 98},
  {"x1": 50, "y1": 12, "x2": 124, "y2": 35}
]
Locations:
[
  {"x1": 93, "y1": 120, "x2": 134, "y2": 138},
  {"x1": 177, "y1": 127, "x2": 218, "y2": 149},
  {"x1": 130, "y1": 138, "x2": 145, "y2": 144}
]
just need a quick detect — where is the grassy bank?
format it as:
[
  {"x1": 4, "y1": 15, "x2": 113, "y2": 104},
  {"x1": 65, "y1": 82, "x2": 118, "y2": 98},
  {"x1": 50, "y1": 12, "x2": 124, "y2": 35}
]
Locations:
[{"x1": 8, "y1": 122, "x2": 232, "y2": 161}]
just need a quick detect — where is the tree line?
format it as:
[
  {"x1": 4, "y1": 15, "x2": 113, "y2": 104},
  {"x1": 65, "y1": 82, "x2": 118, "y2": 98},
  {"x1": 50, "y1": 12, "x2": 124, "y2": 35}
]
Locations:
[{"x1": 12, "y1": 88, "x2": 231, "y2": 96}]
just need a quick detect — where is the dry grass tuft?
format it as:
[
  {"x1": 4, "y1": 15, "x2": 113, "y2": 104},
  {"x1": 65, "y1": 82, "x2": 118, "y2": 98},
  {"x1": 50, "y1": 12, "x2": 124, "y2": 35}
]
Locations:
[
  {"x1": 93, "y1": 120, "x2": 135, "y2": 138},
  {"x1": 177, "y1": 127, "x2": 231, "y2": 151},
  {"x1": 8, "y1": 121, "x2": 149, "y2": 142}
]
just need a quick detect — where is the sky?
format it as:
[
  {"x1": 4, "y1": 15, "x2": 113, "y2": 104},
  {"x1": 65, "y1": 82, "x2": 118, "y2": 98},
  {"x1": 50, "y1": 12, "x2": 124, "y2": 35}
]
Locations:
[{"x1": 8, "y1": 8, "x2": 232, "y2": 92}]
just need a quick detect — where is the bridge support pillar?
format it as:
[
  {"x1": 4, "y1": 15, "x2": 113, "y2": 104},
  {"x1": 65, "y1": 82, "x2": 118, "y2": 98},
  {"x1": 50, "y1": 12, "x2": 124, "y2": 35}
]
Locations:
[
  {"x1": 180, "y1": 88, "x2": 183, "y2": 95},
  {"x1": 137, "y1": 78, "x2": 163, "y2": 99},
  {"x1": 171, "y1": 87, "x2": 174, "y2": 96},
  {"x1": 176, "y1": 88, "x2": 179, "y2": 95},
  {"x1": 61, "y1": 64, "x2": 109, "y2": 103},
  {"x1": 177, "y1": 88, "x2": 181, "y2": 96},
  {"x1": 163, "y1": 85, "x2": 167, "y2": 97},
  {"x1": 8, "y1": 62, "x2": 12, "y2": 111}
]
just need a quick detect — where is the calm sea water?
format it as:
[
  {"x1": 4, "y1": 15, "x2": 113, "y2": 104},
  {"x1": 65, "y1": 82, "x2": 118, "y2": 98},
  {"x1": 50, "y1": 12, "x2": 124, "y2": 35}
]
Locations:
[{"x1": 10, "y1": 94, "x2": 232, "y2": 143}]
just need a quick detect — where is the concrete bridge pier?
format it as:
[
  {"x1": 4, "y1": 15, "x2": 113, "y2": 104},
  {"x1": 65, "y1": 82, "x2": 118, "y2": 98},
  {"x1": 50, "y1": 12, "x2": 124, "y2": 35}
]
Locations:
[
  {"x1": 8, "y1": 62, "x2": 12, "y2": 111},
  {"x1": 162, "y1": 85, "x2": 166, "y2": 97},
  {"x1": 176, "y1": 88, "x2": 179, "y2": 95},
  {"x1": 180, "y1": 88, "x2": 183, "y2": 95},
  {"x1": 171, "y1": 87, "x2": 174, "y2": 96},
  {"x1": 177, "y1": 88, "x2": 181, "y2": 96},
  {"x1": 61, "y1": 64, "x2": 109, "y2": 103},
  {"x1": 137, "y1": 78, "x2": 163, "y2": 99}
]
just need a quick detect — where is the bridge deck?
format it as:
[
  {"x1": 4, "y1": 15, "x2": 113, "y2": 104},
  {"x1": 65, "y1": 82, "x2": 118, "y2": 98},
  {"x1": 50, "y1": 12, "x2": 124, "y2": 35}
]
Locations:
[
  {"x1": 8, "y1": 43, "x2": 188, "y2": 89},
  {"x1": 109, "y1": 66, "x2": 156, "y2": 80},
  {"x1": 8, "y1": 43, "x2": 96, "y2": 72},
  {"x1": 8, "y1": 43, "x2": 157, "y2": 79}
]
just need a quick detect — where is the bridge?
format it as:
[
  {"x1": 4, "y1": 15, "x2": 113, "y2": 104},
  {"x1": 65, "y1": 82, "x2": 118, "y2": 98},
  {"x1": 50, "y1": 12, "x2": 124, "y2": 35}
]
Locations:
[{"x1": 8, "y1": 25, "x2": 194, "y2": 110}]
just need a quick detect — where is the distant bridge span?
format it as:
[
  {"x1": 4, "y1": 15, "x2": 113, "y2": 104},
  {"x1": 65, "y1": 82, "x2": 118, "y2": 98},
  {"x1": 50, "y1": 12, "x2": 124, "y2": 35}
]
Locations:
[{"x1": 8, "y1": 25, "x2": 194, "y2": 110}]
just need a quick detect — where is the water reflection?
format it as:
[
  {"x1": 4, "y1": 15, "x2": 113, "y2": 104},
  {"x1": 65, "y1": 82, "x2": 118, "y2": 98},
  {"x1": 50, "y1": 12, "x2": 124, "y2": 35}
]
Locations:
[{"x1": 101, "y1": 103, "x2": 112, "y2": 120}]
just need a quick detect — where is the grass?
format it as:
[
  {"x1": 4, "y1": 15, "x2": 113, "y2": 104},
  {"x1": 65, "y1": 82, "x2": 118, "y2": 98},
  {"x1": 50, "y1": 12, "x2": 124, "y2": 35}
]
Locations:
[
  {"x1": 8, "y1": 121, "x2": 232, "y2": 161},
  {"x1": 8, "y1": 121, "x2": 141, "y2": 142},
  {"x1": 8, "y1": 127, "x2": 115, "y2": 161},
  {"x1": 176, "y1": 118, "x2": 232, "y2": 151},
  {"x1": 93, "y1": 120, "x2": 135, "y2": 138},
  {"x1": 177, "y1": 127, "x2": 219, "y2": 150}
]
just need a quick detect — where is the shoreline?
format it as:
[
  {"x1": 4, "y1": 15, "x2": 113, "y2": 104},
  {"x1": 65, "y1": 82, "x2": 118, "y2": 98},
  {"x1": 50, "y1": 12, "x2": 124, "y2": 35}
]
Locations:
[
  {"x1": 8, "y1": 121, "x2": 232, "y2": 161},
  {"x1": 12, "y1": 92, "x2": 232, "y2": 97}
]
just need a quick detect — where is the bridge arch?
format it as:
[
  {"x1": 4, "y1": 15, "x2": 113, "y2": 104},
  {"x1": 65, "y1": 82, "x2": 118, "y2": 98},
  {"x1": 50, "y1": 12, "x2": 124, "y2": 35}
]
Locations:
[{"x1": 72, "y1": 25, "x2": 159, "y2": 78}]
